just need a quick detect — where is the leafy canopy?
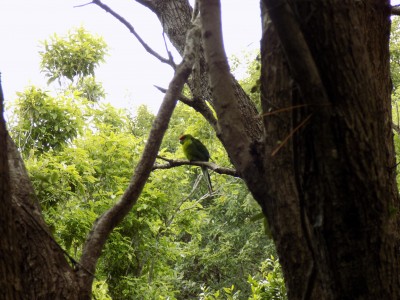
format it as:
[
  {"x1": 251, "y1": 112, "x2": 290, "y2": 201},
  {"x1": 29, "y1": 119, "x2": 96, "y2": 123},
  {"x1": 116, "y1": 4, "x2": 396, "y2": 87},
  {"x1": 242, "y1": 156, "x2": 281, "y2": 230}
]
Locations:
[
  {"x1": 10, "y1": 86, "x2": 84, "y2": 155},
  {"x1": 40, "y1": 26, "x2": 108, "y2": 84}
]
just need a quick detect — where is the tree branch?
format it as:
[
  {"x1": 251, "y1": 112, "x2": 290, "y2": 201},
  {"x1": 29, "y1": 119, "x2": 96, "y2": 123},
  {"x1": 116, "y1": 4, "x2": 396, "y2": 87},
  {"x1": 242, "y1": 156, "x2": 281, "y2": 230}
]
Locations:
[
  {"x1": 91, "y1": 0, "x2": 174, "y2": 68},
  {"x1": 392, "y1": 5, "x2": 400, "y2": 16},
  {"x1": 154, "y1": 85, "x2": 218, "y2": 130},
  {"x1": 134, "y1": 0, "x2": 156, "y2": 12},
  {"x1": 153, "y1": 156, "x2": 239, "y2": 177},
  {"x1": 199, "y1": 0, "x2": 253, "y2": 172},
  {"x1": 76, "y1": 19, "x2": 201, "y2": 297},
  {"x1": 393, "y1": 122, "x2": 400, "y2": 135},
  {"x1": 154, "y1": 85, "x2": 193, "y2": 104}
]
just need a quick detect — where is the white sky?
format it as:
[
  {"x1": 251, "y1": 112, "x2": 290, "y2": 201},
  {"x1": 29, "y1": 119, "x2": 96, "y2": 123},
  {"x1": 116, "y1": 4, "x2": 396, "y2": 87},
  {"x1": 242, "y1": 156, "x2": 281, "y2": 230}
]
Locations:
[{"x1": 0, "y1": 0, "x2": 261, "y2": 113}]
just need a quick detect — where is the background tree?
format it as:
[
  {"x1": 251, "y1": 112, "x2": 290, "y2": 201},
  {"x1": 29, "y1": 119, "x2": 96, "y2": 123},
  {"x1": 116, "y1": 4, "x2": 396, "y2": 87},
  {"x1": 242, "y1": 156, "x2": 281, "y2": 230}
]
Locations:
[
  {"x1": 40, "y1": 26, "x2": 107, "y2": 84},
  {"x1": 10, "y1": 86, "x2": 84, "y2": 155}
]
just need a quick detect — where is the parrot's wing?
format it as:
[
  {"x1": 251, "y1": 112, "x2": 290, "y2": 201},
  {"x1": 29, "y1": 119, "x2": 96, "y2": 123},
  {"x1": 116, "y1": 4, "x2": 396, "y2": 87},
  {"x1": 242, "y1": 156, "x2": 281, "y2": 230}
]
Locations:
[{"x1": 192, "y1": 138, "x2": 210, "y2": 161}]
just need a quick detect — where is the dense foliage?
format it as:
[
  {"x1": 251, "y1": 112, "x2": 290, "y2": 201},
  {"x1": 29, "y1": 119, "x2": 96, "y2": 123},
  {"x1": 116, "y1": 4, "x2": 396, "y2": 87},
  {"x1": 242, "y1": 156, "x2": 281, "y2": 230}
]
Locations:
[
  {"x1": 8, "y1": 28, "x2": 285, "y2": 299},
  {"x1": 40, "y1": 26, "x2": 108, "y2": 84},
  {"x1": 9, "y1": 86, "x2": 84, "y2": 155}
]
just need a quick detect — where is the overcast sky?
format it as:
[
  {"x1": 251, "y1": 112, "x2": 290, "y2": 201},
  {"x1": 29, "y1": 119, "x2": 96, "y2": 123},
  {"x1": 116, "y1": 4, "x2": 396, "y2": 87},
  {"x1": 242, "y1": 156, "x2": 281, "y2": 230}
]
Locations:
[{"x1": 0, "y1": 0, "x2": 261, "y2": 112}]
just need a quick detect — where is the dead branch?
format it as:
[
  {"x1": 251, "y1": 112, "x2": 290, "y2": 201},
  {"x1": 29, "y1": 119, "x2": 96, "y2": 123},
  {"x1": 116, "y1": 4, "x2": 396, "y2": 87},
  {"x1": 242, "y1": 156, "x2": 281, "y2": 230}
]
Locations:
[
  {"x1": 154, "y1": 85, "x2": 218, "y2": 129},
  {"x1": 392, "y1": 5, "x2": 400, "y2": 16},
  {"x1": 134, "y1": 0, "x2": 156, "y2": 12},
  {"x1": 154, "y1": 85, "x2": 193, "y2": 105},
  {"x1": 393, "y1": 122, "x2": 400, "y2": 135},
  {"x1": 91, "y1": 0, "x2": 175, "y2": 68}
]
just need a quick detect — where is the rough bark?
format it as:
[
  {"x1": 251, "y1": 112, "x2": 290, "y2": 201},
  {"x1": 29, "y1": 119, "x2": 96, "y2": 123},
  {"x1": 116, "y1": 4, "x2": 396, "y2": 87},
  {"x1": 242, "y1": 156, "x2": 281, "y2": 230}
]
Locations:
[
  {"x1": 0, "y1": 75, "x2": 21, "y2": 299},
  {"x1": 261, "y1": 0, "x2": 400, "y2": 298},
  {"x1": 9, "y1": 137, "x2": 79, "y2": 299},
  {"x1": 0, "y1": 78, "x2": 79, "y2": 299},
  {"x1": 259, "y1": 6, "x2": 321, "y2": 298}
]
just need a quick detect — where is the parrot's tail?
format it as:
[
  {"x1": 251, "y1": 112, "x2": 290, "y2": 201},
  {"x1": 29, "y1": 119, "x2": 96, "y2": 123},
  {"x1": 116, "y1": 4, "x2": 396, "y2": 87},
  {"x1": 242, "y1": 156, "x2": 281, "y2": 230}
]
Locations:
[{"x1": 201, "y1": 166, "x2": 213, "y2": 194}]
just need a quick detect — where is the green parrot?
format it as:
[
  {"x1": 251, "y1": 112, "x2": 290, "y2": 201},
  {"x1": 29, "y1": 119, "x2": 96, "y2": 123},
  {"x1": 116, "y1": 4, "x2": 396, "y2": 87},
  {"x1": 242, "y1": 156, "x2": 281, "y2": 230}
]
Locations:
[{"x1": 179, "y1": 134, "x2": 213, "y2": 194}]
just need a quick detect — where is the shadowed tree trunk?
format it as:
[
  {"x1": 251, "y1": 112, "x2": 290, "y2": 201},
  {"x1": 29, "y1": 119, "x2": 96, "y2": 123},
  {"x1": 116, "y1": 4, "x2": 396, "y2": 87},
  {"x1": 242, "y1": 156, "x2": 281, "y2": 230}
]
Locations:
[
  {"x1": 0, "y1": 77, "x2": 79, "y2": 299},
  {"x1": 258, "y1": 0, "x2": 400, "y2": 298}
]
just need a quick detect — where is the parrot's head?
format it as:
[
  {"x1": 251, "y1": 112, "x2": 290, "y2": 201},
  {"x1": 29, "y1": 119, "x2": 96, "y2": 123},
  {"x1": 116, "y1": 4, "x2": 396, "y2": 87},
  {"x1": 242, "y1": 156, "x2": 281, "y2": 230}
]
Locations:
[{"x1": 179, "y1": 134, "x2": 193, "y2": 144}]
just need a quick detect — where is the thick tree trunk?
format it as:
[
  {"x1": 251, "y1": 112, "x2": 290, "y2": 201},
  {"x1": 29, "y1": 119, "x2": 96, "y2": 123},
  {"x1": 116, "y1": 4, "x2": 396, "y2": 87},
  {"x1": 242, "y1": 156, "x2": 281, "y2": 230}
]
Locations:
[
  {"x1": 5, "y1": 136, "x2": 79, "y2": 299},
  {"x1": 258, "y1": 7, "x2": 321, "y2": 298},
  {"x1": 0, "y1": 78, "x2": 79, "y2": 299},
  {"x1": 0, "y1": 76, "x2": 21, "y2": 299},
  {"x1": 261, "y1": 0, "x2": 400, "y2": 298}
]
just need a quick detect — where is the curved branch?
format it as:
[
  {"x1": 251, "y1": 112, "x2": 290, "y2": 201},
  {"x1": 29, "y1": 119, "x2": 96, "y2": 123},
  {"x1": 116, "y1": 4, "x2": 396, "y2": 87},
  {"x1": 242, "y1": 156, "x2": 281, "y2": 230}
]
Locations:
[
  {"x1": 91, "y1": 0, "x2": 175, "y2": 68},
  {"x1": 154, "y1": 85, "x2": 218, "y2": 130},
  {"x1": 199, "y1": 0, "x2": 254, "y2": 172},
  {"x1": 134, "y1": 0, "x2": 156, "y2": 12},
  {"x1": 76, "y1": 20, "x2": 201, "y2": 297},
  {"x1": 393, "y1": 122, "x2": 400, "y2": 135},
  {"x1": 153, "y1": 156, "x2": 239, "y2": 177},
  {"x1": 392, "y1": 6, "x2": 400, "y2": 16}
]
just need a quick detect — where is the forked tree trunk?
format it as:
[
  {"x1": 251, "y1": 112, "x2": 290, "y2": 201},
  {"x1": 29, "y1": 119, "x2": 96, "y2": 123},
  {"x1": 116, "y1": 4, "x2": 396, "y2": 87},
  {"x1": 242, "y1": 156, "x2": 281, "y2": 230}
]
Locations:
[{"x1": 260, "y1": 0, "x2": 400, "y2": 298}]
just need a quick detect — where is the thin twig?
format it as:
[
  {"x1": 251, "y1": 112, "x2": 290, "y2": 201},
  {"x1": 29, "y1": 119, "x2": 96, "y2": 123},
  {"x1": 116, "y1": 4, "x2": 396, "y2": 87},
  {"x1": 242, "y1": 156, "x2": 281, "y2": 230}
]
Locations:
[
  {"x1": 73, "y1": 2, "x2": 92, "y2": 8},
  {"x1": 162, "y1": 28, "x2": 176, "y2": 69},
  {"x1": 154, "y1": 85, "x2": 218, "y2": 130},
  {"x1": 154, "y1": 85, "x2": 193, "y2": 104},
  {"x1": 271, "y1": 114, "x2": 313, "y2": 157},
  {"x1": 163, "y1": 175, "x2": 203, "y2": 229},
  {"x1": 192, "y1": 0, "x2": 200, "y2": 22},
  {"x1": 134, "y1": 0, "x2": 156, "y2": 12},
  {"x1": 393, "y1": 122, "x2": 400, "y2": 135},
  {"x1": 260, "y1": 104, "x2": 309, "y2": 117},
  {"x1": 392, "y1": 6, "x2": 400, "y2": 16},
  {"x1": 91, "y1": 0, "x2": 175, "y2": 68}
]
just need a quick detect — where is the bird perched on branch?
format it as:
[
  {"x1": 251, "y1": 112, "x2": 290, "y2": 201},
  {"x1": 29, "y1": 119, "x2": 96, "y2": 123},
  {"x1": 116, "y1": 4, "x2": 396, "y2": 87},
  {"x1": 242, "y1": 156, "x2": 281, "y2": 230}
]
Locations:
[{"x1": 179, "y1": 134, "x2": 213, "y2": 194}]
